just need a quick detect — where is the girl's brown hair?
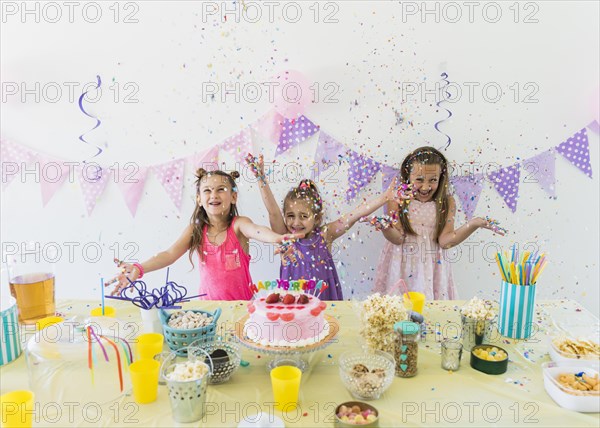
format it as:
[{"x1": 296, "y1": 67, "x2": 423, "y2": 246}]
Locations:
[
  {"x1": 283, "y1": 179, "x2": 324, "y2": 225},
  {"x1": 397, "y1": 146, "x2": 449, "y2": 239},
  {"x1": 189, "y1": 168, "x2": 240, "y2": 266}
]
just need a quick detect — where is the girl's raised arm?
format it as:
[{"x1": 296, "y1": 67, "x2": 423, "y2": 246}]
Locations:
[
  {"x1": 109, "y1": 224, "x2": 193, "y2": 295},
  {"x1": 324, "y1": 177, "x2": 401, "y2": 242},
  {"x1": 235, "y1": 216, "x2": 302, "y2": 243},
  {"x1": 254, "y1": 155, "x2": 287, "y2": 234}
]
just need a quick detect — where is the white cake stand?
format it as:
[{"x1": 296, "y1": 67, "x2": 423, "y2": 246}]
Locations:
[{"x1": 234, "y1": 314, "x2": 339, "y2": 372}]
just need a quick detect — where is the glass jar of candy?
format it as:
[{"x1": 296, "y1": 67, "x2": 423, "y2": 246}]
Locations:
[{"x1": 394, "y1": 321, "x2": 419, "y2": 377}]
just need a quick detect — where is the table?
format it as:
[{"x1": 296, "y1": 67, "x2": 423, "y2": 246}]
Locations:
[{"x1": 1, "y1": 299, "x2": 599, "y2": 427}]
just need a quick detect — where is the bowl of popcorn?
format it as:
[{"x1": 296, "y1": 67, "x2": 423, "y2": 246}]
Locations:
[
  {"x1": 460, "y1": 297, "x2": 496, "y2": 352},
  {"x1": 542, "y1": 361, "x2": 599, "y2": 412},
  {"x1": 470, "y1": 345, "x2": 508, "y2": 375},
  {"x1": 339, "y1": 349, "x2": 395, "y2": 400},
  {"x1": 159, "y1": 308, "x2": 221, "y2": 356},
  {"x1": 358, "y1": 293, "x2": 408, "y2": 355},
  {"x1": 549, "y1": 336, "x2": 600, "y2": 363},
  {"x1": 335, "y1": 401, "x2": 379, "y2": 427}
]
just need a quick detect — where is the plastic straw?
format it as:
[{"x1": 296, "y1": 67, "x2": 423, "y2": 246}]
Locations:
[{"x1": 101, "y1": 277, "x2": 105, "y2": 315}]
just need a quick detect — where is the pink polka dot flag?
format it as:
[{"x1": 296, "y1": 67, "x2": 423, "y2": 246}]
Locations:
[
  {"x1": 78, "y1": 165, "x2": 110, "y2": 216},
  {"x1": 151, "y1": 159, "x2": 185, "y2": 211}
]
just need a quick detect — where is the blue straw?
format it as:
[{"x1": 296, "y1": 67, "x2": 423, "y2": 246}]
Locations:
[{"x1": 101, "y1": 277, "x2": 105, "y2": 315}]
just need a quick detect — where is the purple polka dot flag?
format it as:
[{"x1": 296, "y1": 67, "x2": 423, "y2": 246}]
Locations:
[
  {"x1": 555, "y1": 127, "x2": 593, "y2": 178},
  {"x1": 77, "y1": 165, "x2": 110, "y2": 216},
  {"x1": 313, "y1": 131, "x2": 345, "y2": 166},
  {"x1": 381, "y1": 165, "x2": 400, "y2": 193},
  {"x1": 488, "y1": 164, "x2": 521, "y2": 213},
  {"x1": 276, "y1": 115, "x2": 319, "y2": 156},
  {"x1": 151, "y1": 159, "x2": 185, "y2": 211},
  {"x1": 449, "y1": 173, "x2": 484, "y2": 220},
  {"x1": 1, "y1": 140, "x2": 32, "y2": 190},
  {"x1": 346, "y1": 150, "x2": 382, "y2": 202},
  {"x1": 523, "y1": 150, "x2": 556, "y2": 198}
]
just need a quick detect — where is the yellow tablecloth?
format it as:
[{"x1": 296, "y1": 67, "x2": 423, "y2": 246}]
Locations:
[{"x1": 1, "y1": 299, "x2": 599, "y2": 427}]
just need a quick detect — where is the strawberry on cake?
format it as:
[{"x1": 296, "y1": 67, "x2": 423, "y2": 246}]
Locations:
[{"x1": 244, "y1": 291, "x2": 329, "y2": 347}]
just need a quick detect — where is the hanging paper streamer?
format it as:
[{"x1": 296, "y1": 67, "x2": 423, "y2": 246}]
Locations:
[
  {"x1": 434, "y1": 72, "x2": 453, "y2": 150},
  {"x1": 78, "y1": 75, "x2": 103, "y2": 162}
]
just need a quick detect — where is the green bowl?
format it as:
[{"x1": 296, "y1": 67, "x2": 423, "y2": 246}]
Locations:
[{"x1": 470, "y1": 345, "x2": 508, "y2": 375}]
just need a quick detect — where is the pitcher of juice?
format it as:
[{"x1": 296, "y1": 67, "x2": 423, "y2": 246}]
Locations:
[{"x1": 6, "y1": 244, "x2": 56, "y2": 324}]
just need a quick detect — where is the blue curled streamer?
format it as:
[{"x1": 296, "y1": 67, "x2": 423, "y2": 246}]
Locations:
[
  {"x1": 78, "y1": 75, "x2": 103, "y2": 160},
  {"x1": 434, "y1": 72, "x2": 453, "y2": 150}
]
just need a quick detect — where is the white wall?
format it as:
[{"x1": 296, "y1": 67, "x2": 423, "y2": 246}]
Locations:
[{"x1": 1, "y1": 1, "x2": 598, "y2": 315}]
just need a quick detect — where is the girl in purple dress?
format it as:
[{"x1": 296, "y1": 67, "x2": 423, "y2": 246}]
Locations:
[{"x1": 252, "y1": 156, "x2": 401, "y2": 300}]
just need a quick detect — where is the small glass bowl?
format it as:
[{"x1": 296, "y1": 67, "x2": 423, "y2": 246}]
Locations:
[
  {"x1": 338, "y1": 349, "x2": 395, "y2": 400},
  {"x1": 189, "y1": 336, "x2": 241, "y2": 384}
]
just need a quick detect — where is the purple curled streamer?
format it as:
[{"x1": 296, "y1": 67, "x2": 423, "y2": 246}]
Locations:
[
  {"x1": 78, "y1": 75, "x2": 103, "y2": 160},
  {"x1": 434, "y1": 72, "x2": 453, "y2": 150}
]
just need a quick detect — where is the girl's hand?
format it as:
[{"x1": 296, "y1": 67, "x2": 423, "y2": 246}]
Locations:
[
  {"x1": 105, "y1": 259, "x2": 141, "y2": 296},
  {"x1": 384, "y1": 177, "x2": 414, "y2": 202},
  {"x1": 245, "y1": 153, "x2": 267, "y2": 185},
  {"x1": 274, "y1": 233, "x2": 305, "y2": 266},
  {"x1": 474, "y1": 217, "x2": 507, "y2": 236}
]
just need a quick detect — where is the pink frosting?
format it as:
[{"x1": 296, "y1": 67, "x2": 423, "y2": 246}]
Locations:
[{"x1": 244, "y1": 291, "x2": 328, "y2": 346}]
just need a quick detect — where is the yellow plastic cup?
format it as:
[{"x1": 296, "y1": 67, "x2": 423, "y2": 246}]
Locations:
[
  {"x1": 403, "y1": 292, "x2": 425, "y2": 314},
  {"x1": 270, "y1": 366, "x2": 302, "y2": 412},
  {"x1": 129, "y1": 360, "x2": 160, "y2": 404},
  {"x1": 35, "y1": 316, "x2": 63, "y2": 330},
  {"x1": 0, "y1": 390, "x2": 35, "y2": 428},
  {"x1": 90, "y1": 306, "x2": 116, "y2": 317},
  {"x1": 136, "y1": 333, "x2": 164, "y2": 360}
]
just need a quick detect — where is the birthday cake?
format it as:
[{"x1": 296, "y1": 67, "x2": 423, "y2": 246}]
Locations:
[{"x1": 244, "y1": 279, "x2": 330, "y2": 348}]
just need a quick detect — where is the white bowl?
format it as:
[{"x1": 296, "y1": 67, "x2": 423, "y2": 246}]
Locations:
[
  {"x1": 548, "y1": 336, "x2": 600, "y2": 363},
  {"x1": 542, "y1": 361, "x2": 599, "y2": 413}
]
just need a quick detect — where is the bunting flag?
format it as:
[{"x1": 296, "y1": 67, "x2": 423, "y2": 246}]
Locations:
[
  {"x1": 276, "y1": 115, "x2": 319, "y2": 156},
  {"x1": 220, "y1": 128, "x2": 252, "y2": 163},
  {"x1": 555, "y1": 127, "x2": 593, "y2": 178},
  {"x1": 488, "y1": 164, "x2": 521, "y2": 213},
  {"x1": 449, "y1": 174, "x2": 484, "y2": 220},
  {"x1": 314, "y1": 131, "x2": 346, "y2": 165},
  {"x1": 1, "y1": 140, "x2": 32, "y2": 189},
  {"x1": 252, "y1": 109, "x2": 284, "y2": 144},
  {"x1": 587, "y1": 120, "x2": 599, "y2": 135},
  {"x1": 523, "y1": 150, "x2": 556, "y2": 198},
  {"x1": 151, "y1": 159, "x2": 185, "y2": 211},
  {"x1": 37, "y1": 154, "x2": 72, "y2": 206},
  {"x1": 187, "y1": 146, "x2": 220, "y2": 172},
  {"x1": 381, "y1": 165, "x2": 400, "y2": 192},
  {"x1": 116, "y1": 166, "x2": 148, "y2": 216},
  {"x1": 78, "y1": 165, "x2": 110, "y2": 216},
  {"x1": 346, "y1": 150, "x2": 382, "y2": 201}
]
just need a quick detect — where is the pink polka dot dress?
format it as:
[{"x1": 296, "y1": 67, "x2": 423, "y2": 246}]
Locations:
[{"x1": 373, "y1": 200, "x2": 457, "y2": 300}]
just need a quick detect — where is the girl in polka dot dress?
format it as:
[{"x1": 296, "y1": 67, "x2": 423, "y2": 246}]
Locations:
[{"x1": 373, "y1": 147, "x2": 504, "y2": 300}]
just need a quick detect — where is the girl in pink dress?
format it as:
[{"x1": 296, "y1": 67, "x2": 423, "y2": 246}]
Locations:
[
  {"x1": 373, "y1": 147, "x2": 504, "y2": 300},
  {"x1": 109, "y1": 169, "x2": 300, "y2": 300}
]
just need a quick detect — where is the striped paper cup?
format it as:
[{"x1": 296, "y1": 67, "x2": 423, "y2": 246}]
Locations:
[
  {"x1": 497, "y1": 281, "x2": 537, "y2": 339},
  {"x1": 1, "y1": 296, "x2": 22, "y2": 366}
]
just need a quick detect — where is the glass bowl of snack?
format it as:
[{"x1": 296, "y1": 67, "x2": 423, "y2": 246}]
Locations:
[
  {"x1": 335, "y1": 401, "x2": 379, "y2": 427},
  {"x1": 339, "y1": 349, "x2": 395, "y2": 400},
  {"x1": 549, "y1": 336, "x2": 600, "y2": 363},
  {"x1": 542, "y1": 361, "x2": 599, "y2": 412},
  {"x1": 470, "y1": 345, "x2": 509, "y2": 375}
]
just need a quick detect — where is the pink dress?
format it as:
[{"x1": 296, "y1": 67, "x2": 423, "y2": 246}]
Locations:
[
  {"x1": 199, "y1": 218, "x2": 253, "y2": 300},
  {"x1": 373, "y1": 200, "x2": 457, "y2": 300}
]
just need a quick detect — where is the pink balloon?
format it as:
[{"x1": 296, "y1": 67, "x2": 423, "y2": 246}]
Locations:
[{"x1": 272, "y1": 70, "x2": 311, "y2": 119}]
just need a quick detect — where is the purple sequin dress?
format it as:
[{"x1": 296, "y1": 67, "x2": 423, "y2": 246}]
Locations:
[{"x1": 280, "y1": 227, "x2": 343, "y2": 300}]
